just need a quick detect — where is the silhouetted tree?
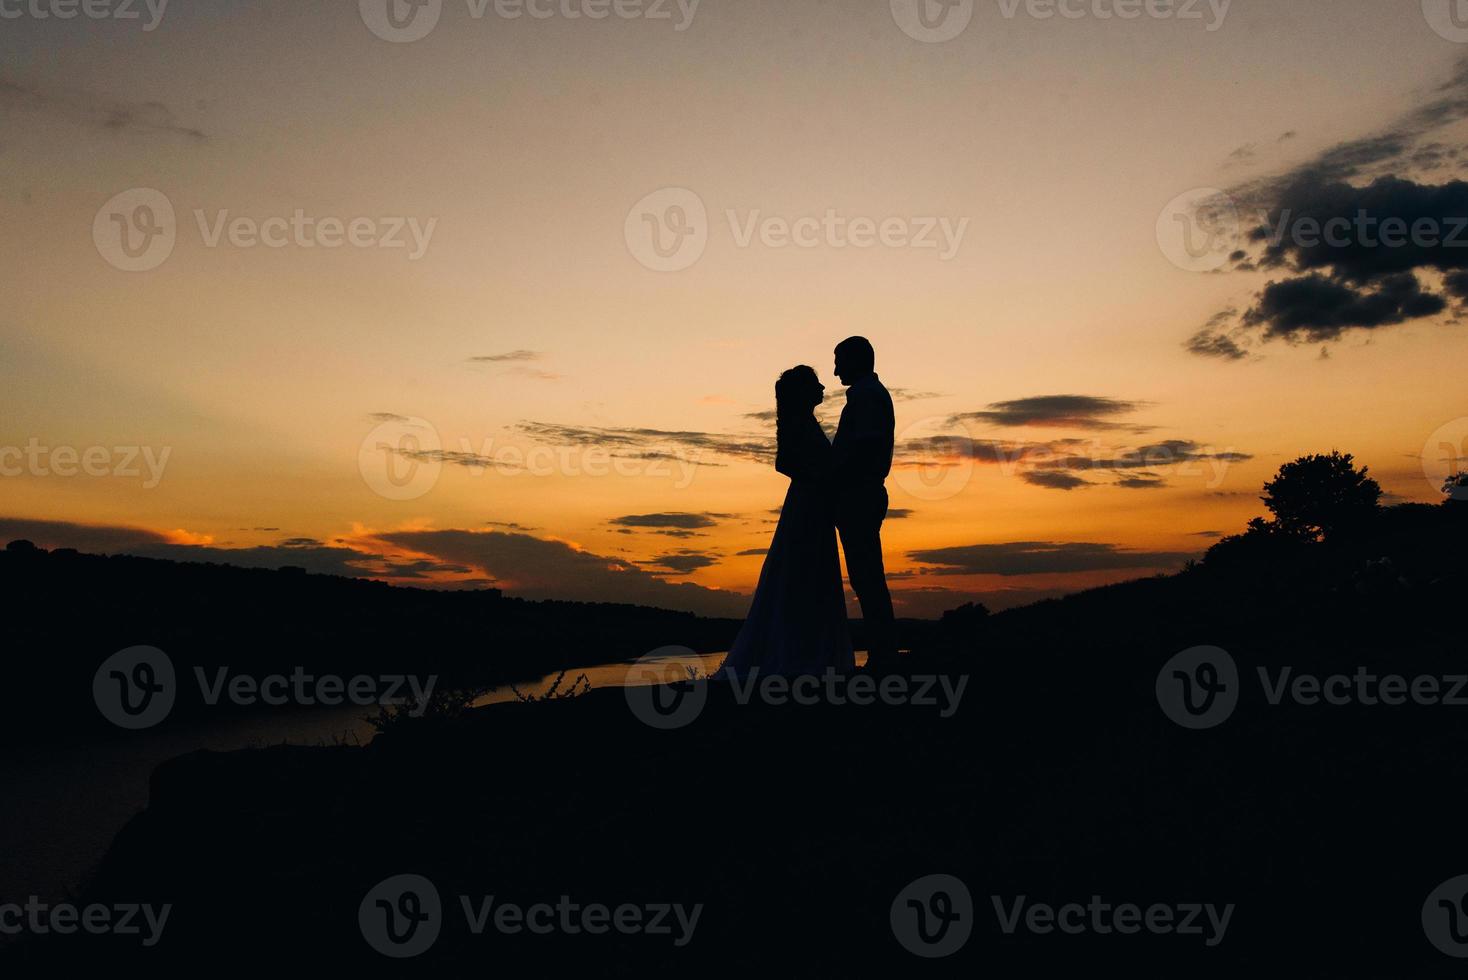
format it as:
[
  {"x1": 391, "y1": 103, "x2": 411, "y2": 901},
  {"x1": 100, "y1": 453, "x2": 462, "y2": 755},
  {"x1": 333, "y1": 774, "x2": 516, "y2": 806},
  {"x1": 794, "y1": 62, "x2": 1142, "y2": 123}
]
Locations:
[
  {"x1": 1261, "y1": 452, "x2": 1381, "y2": 542},
  {"x1": 1445, "y1": 472, "x2": 1468, "y2": 504}
]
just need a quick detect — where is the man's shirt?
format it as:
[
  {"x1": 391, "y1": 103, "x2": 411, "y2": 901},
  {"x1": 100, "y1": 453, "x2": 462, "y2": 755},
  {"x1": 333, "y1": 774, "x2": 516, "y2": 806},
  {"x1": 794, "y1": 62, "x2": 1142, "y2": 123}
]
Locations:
[{"x1": 832, "y1": 373, "x2": 895, "y2": 485}]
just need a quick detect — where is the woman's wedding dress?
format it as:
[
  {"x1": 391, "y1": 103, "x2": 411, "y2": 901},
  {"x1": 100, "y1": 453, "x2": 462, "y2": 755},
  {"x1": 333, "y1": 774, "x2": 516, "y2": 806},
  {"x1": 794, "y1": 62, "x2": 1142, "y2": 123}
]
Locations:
[{"x1": 719, "y1": 413, "x2": 854, "y2": 678}]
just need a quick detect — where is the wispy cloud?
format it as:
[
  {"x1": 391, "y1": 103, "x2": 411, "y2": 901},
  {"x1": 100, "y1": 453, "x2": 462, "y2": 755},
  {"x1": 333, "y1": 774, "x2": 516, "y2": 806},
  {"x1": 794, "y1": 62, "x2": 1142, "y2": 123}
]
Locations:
[{"x1": 0, "y1": 77, "x2": 207, "y2": 141}]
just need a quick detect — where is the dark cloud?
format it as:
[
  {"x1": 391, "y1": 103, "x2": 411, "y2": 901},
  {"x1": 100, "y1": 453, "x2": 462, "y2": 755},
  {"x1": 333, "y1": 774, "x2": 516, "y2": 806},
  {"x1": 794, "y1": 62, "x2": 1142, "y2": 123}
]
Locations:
[
  {"x1": 897, "y1": 435, "x2": 1033, "y2": 466},
  {"x1": 0, "y1": 516, "x2": 169, "y2": 553},
  {"x1": 886, "y1": 509, "x2": 913, "y2": 519},
  {"x1": 907, "y1": 541, "x2": 1194, "y2": 577},
  {"x1": 381, "y1": 529, "x2": 748, "y2": 617},
  {"x1": 0, "y1": 517, "x2": 475, "y2": 581},
  {"x1": 638, "y1": 551, "x2": 721, "y2": 576},
  {"x1": 486, "y1": 520, "x2": 539, "y2": 531},
  {"x1": 516, "y1": 421, "x2": 768, "y2": 465},
  {"x1": 1039, "y1": 440, "x2": 1252, "y2": 473},
  {"x1": 1241, "y1": 271, "x2": 1447, "y2": 343},
  {"x1": 737, "y1": 548, "x2": 770, "y2": 556},
  {"x1": 1195, "y1": 59, "x2": 1468, "y2": 356},
  {"x1": 1021, "y1": 471, "x2": 1091, "y2": 491},
  {"x1": 949, "y1": 395, "x2": 1145, "y2": 431},
  {"x1": 1116, "y1": 476, "x2": 1168, "y2": 490},
  {"x1": 609, "y1": 513, "x2": 735, "y2": 531},
  {"x1": 0, "y1": 78, "x2": 207, "y2": 141}
]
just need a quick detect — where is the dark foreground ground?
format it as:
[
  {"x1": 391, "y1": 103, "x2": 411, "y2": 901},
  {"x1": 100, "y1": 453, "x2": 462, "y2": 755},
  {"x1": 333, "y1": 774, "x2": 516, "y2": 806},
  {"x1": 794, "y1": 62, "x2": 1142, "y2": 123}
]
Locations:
[{"x1": 6, "y1": 501, "x2": 1467, "y2": 975}]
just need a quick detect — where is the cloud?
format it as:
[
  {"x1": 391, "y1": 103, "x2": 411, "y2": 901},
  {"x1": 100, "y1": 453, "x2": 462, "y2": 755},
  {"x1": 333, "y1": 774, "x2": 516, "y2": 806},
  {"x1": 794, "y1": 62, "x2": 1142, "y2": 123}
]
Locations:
[
  {"x1": 516, "y1": 421, "x2": 768, "y2": 465},
  {"x1": 0, "y1": 517, "x2": 475, "y2": 581},
  {"x1": 608, "y1": 513, "x2": 735, "y2": 531},
  {"x1": 1240, "y1": 270, "x2": 1447, "y2": 343},
  {"x1": 1038, "y1": 440, "x2": 1251, "y2": 472},
  {"x1": 886, "y1": 509, "x2": 913, "y2": 519},
  {"x1": 949, "y1": 395, "x2": 1146, "y2": 431},
  {"x1": 907, "y1": 541, "x2": 1194, "y2": 577},
  {"x1": 888, "y1": 388, "x2": 947, "y2": 402},
  {"x1": 0, "y1": 78, "x2": 206, "y2": 141},
  {"x1": 638, "y1": 550, "x2": 721, "y2": 575},
  {"x1": 1021, "y1": 471, "x2": 1091, "y2": 491},
  {"x1": 380, "y1": 529, "x2": 748, "y2": 617},
  {"x1": 1116, "y1": 476, "x2": 1168, "y2": 490},
  {"x1": 469, "y1": 351, "x2": 543, "y2": 363},
  {"x1": 1194, "y1": 58, "x2": 1468, "y2": 355},
  {"x1": 0, "y1": 516, "x2": 170, "y2": 553},
  {"x1": 736, "y1": 548, "x2": 770, "y2": 556},
  {"x1": 486, "y1": 520, "x2": 539, "y2": 531}
]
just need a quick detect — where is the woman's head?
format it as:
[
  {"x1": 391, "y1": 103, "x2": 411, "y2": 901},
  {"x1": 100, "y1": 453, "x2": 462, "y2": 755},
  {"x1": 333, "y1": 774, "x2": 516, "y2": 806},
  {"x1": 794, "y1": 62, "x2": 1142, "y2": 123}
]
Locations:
[{"x1": 775, "y1": 365, "x2": 824, "y2": 417}]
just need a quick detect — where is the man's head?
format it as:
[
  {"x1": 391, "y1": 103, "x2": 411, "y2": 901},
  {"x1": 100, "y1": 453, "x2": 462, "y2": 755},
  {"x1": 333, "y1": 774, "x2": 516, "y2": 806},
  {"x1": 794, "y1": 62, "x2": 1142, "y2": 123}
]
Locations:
[{"x1": 834, "y1": 336, "x2": 876, "y2": 386}]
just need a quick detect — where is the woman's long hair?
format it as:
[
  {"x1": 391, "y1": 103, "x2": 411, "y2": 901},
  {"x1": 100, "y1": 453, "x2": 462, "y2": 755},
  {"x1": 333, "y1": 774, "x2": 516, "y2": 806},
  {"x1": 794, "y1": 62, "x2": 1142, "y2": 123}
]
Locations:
[{"x1": 775, "y1": 366, "x2": 820, "y2": 467}]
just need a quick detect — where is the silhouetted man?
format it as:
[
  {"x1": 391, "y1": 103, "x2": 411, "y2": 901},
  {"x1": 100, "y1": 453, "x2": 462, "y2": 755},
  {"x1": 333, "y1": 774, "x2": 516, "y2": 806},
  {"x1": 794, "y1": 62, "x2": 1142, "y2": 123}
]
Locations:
[{"x1": 831, "y1": 336, "x2": 898, "y2": 672}]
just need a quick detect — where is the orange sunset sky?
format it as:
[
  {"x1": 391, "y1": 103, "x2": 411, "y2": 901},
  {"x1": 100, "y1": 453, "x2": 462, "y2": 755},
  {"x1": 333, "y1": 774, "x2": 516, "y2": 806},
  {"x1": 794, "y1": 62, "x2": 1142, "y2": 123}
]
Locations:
[{"x1": 2, "y1": 0, "x2": 1466, "y2": 617}]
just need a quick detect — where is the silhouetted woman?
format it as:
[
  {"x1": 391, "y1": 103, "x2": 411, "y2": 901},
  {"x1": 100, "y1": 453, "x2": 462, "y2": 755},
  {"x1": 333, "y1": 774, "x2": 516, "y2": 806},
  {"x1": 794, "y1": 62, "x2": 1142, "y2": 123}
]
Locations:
[{"x1": 719, "y1": 366, "x2": 854, "y2": 678}]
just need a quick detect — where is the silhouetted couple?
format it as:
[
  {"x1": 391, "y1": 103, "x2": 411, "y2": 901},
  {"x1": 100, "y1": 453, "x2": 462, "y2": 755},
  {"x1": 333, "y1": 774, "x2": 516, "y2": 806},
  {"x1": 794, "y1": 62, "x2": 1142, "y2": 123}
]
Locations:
[{"x1": 721, "y1": 337, "x2": 898, "y2": 678}]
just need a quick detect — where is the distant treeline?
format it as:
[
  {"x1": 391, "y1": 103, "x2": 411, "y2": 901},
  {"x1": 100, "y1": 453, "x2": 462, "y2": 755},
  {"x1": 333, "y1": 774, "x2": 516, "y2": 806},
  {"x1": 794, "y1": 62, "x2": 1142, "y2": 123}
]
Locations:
[{"x1": 0, "y1": 544, "x2": 746, "y2": 735}]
